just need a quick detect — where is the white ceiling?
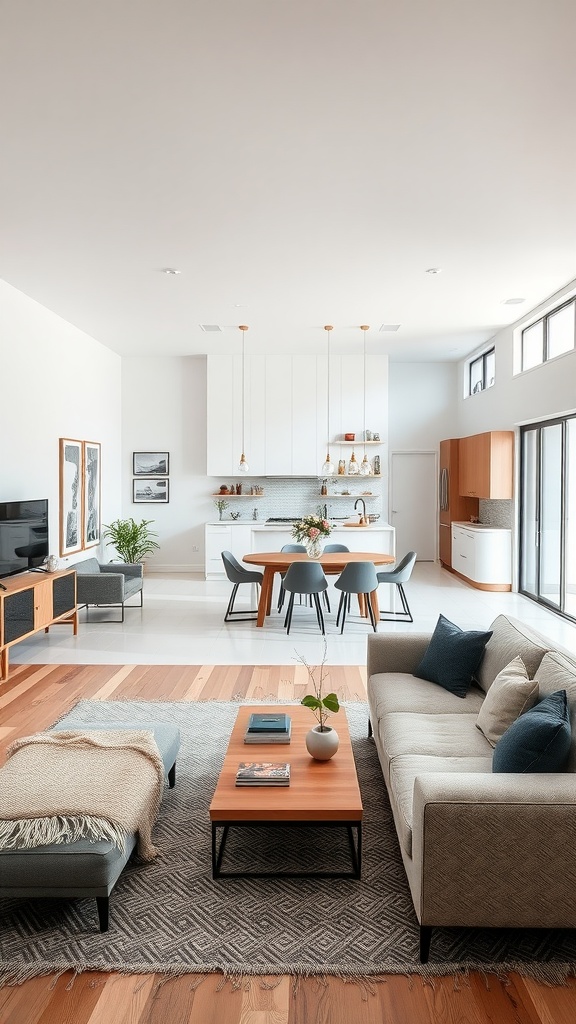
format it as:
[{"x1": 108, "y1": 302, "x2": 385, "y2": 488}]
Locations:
[{"x1": 2, "y1": 1, "x2": 576, "y2": 361}]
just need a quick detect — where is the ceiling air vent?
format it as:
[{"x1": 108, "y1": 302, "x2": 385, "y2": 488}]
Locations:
[
  {"x1": 199, "y1": 325, "x2": 222, "y2": 332},
  {"x1": 379, "y1": 324, "x2": 401, "y2": 332}
]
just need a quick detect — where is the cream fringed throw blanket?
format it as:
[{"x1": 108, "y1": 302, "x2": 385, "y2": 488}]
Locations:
[{"x1": 0, "y1": 730, "x2": 164, "y2": 861}]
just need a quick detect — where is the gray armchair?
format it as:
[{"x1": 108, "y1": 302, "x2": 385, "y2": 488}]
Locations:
[{"x1": 69, "y1": 556, "x2": 144, "y2": 622}]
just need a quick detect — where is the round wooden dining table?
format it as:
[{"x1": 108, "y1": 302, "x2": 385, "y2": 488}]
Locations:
[{"x1": 242, "y1": 550, "x2": 395, "y2": 627}]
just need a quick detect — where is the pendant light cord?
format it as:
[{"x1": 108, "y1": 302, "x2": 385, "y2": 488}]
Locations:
[{"x1": 361, "y1": 325, "x2": 369, "y2": 456}]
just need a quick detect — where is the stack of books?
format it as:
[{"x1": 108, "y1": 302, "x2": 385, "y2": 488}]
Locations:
[
  {"x1": 235, "y1": 762, "x2": 291, "y2": 787},
  {"x1": 244, "y1": 712, "x2": 292, "y2": 744}
]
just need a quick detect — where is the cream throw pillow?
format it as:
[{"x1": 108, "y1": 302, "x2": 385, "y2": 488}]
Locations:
[{"x1": 476, "y1": 655, "x2": 539, "y2": 747}]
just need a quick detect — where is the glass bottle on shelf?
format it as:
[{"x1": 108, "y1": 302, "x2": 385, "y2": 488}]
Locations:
[
  {"x1": 338, "y1": 459, "x2": 346, "y2": 475},
  {"x1": 373, "y1": 455, "x2": 381, "y2": 475},
  {"x1": 348, "y1": 452, "x2": 359, "y2": 475}
]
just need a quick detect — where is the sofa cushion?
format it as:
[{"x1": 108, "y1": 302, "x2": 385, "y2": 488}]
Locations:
[
  {"x1": 379, "y1": 712, "x2": 493, "y2": 767},
  {"x1": 492, "y1": 690, "x2": 571, "y2": 773},
  {"x1": 389, "y1": 754, "x2": 493, "y2": 856},
  {"x1": 414, "y1": 614, "x2": 493, "y2": 697},
  {"x1": 475, "y1": 656, "x2": 539, "y2": 747},
  {"x1": 368, "y1": 673, "x2": 486, "y2": 721},
  {"x1": 476, "y1": 614, "x2": 550, "y2": 694}
]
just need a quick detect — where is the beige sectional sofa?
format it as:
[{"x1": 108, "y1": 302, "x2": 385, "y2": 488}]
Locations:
[{"x1": 366, "y1": 613, "x2": 576, "y2": 962}]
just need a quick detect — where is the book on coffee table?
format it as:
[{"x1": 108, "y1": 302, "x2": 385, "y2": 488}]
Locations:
[
  {"x1": 235, "y1": 762, "x2": 291, "y2": 786},
  {"x1": 244, "y1": 713, "x2": 291, "y2": 744}
]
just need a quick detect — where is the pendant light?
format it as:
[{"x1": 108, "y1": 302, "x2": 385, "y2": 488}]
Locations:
[
  {"x1": 359, "y1": 325, "x2": 372, "y2": 476},
  {"x1": 321, "y1": 325, "x2": 335, "y2": 475},
  {"x1": 237, "y1": 325, "x2": 249, "y2": 473}
]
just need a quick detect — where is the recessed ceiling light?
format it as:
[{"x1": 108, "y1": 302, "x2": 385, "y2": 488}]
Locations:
[
  {"x1": 425, "y1": 267, "x2": 442, "y2": 275},
  {"x1": 161, "y1": 268, "x2": 181, "y2": 275},
  {"x1": 199, "y1": 324, "x2": 222, "y2": 332},
  {"x1": 379, "y1": 324, "x2": 401, "y2": 332},
  {"x1": 503, "y1": 297, "x2": 525, "y2": 305}
]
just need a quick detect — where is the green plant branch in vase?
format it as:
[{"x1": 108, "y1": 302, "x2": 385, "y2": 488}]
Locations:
[
  {"x1": 102, "y1": 518, "x2": 160, "y2": 563},
  {"x1": 296, "y1": 641, "x2": 341, "y2": 760},
  {"x1": 215, "y1": 499, "x2": 230, "y2": 521}
]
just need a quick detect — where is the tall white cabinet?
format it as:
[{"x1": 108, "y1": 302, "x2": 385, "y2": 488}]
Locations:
[{"x1": 207, "y1": 353, "x2": 388, "y2": 478}]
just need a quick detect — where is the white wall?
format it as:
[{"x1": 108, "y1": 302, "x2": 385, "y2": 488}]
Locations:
[
  {"x1": 457, "y1": 279, "x2": 576, "y2": 435},
  {"x1": 0, "y1": 280, "x2": 122, "y2": 565},
  {"x1": 121, "y1": 356, "x2": 209, "y2": 571},
  {"x1": 389, "y1": 362, "x2": 459, "y2": 449}
]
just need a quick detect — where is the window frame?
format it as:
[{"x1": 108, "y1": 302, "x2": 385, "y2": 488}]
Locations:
[
  {"x1": 520, "y1": 297, "x2": 576, "y2": 372},
  {"x1": 468, "y1": 346, "x2": 495, "y2": 397}
]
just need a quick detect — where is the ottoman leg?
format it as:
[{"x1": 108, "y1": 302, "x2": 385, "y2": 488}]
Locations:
[
  {"x1": 168, "y1": 763, "x2": 176, "y2": 788},
  {"x1": 96, "y1": 896, "x2": 110, "y2": 932}
]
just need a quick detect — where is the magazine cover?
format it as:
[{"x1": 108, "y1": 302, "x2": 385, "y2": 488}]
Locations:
[{"x1": 236, "y1": 762, "x2": 290, "y2": 781}]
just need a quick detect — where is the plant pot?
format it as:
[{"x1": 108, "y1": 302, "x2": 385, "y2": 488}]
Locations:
[
  {"x1": 305, "y1": 724, "x2": 339, "y2": 760},
  {"x1": 305, "y1": 536, "x2": 323, "y2": 558}
]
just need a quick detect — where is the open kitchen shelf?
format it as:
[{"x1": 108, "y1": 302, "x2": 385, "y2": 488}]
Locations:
[
  {"x1": 211, "y1": 493, "x2": 264, "y2": 498},
  {"x1": 331, "y1": 440, "x2": 383, "y2": 445},
  {"x1": 323, "y1": 493, "x2": 379, "y2": 498},
  {"x1": 319, "y1": 474, "x2": 382, "y2": 479}
]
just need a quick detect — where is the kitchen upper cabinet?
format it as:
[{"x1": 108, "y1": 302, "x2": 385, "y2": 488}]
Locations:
[
  {"x1": 207, "y1": 353, "x2": 388, "y2": 476},
  {"x1": 458, "y1": 431, "x2": 514, "y2": 499}
]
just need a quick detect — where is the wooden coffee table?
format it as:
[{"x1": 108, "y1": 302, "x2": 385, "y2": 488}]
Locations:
[{"x1": 209, "y1": 704, "x2": 363, "y2": 879}]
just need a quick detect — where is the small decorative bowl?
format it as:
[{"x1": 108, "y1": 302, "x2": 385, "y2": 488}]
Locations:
[{"x1": 344, "y1": 433, "x2": 355, "y2": 441}]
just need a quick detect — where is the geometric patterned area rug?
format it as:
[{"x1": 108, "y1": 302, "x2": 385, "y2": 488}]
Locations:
[{"x1": 1, "y1": 698, "x2": 576, "y2": 985}]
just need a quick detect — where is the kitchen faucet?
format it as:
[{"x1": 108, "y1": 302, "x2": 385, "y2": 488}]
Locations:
[{"x1": 354, "y1": 497, "x2": 367, "y2": 524}]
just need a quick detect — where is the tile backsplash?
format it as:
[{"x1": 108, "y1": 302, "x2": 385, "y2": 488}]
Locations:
[
  {"x1": 479, "y1": 499, "x2": 513, "y2": 528},
  {"x1": 210, "y1": 476, "x2": 384, "y2": 522}
]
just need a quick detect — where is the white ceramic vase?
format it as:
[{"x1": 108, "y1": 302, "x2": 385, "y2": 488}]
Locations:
[{"x1": 305, "y1": 724, "x2": 339, "y2": 760}]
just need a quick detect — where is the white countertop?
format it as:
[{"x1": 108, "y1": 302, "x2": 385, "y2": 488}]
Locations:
[
  {"x1": 208, "y1": 521, "x2": 394, "y2": 531},
  {"x1": 452, "y1": 521, "x2": 511, "y2": 532}
]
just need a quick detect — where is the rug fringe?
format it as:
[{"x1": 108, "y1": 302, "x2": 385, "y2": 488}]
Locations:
[{"x1": 3, "y1": 959, "x2": 576, "y2": 990}]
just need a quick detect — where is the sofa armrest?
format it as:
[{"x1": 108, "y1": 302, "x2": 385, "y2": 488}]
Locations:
[
  {"x1": 367, "y1": 632, "x2": 432, "y2": 678},
  {"x1": 101, "y1": 562, "x2": 143, "y2": 579},
  {"x1": 411, "y1": 772, "x2": 576, "y2": 928},
  {"x1": 76, "y1": 573, "x2": 125, "y2": 603}
]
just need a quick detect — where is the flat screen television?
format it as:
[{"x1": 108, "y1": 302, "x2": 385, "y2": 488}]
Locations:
[{"x1": 0, "y1": 499, "x2": 49, "y2": 579}]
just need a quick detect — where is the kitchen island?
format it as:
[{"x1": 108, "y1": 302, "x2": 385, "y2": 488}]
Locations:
[{"x1": 205, "y1": 522, "x2": 395, "y2": 580}]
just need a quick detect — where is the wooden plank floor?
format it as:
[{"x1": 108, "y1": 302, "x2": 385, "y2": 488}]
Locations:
[{"x1": 1, "y1": 662, "x2": 576, "y2": 1024}]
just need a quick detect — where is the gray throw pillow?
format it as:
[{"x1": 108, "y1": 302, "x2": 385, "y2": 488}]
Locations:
[
  {"x1": 414, "y1": 614, "x2": 493, "y2": 698},
  {"x1": 492, "y1": 690, "x2": 572, "y2": 773},
  {"x1": 476, "y1": 655, "x2": 539, "y2": 747}
]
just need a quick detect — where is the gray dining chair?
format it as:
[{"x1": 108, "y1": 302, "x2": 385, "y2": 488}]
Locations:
[
  {"x1": 221, "y1": 550, "x2": 263, "y2": 622},
  {"x1": 277, "y1": 544, "x2": 330, "y2": 613},
  {"x1": 334, "y1": 561, "x2": 379, "y2": 633},
  {"x1": 376, "y1": 550, "x2": 417, "y2": 623},
  {"x1": 281, "y1": 561, "x2": 328, "y2": 635},
  {"x1": 277, "y1": 544, "x2": 307, "y2": 612},
  {"x1": 323, "y1": 543, "x2": 350, "y2": 552}
]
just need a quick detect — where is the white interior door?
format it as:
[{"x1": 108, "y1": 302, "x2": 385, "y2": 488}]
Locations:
[{"x1": 389, "y1": 451, "x2": 437, "y2": 560}]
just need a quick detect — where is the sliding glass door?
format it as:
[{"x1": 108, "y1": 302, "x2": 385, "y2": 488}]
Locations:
[{"x1": 520, "y1": 415, "x2": 575, "y2": 621}]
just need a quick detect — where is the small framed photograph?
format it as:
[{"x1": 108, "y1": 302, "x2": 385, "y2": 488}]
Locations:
[
  {"x1": 133, "y1": 451, "x2": 169, "y2": 476},
  {"x1": 133, "y1": 478, "x2": 169, "y2": 503}
]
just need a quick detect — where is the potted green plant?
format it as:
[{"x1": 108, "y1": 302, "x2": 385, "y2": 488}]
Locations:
[
  {"x1": 102, "y1": 518, "x2": 160, "y2": 564},
  {"x1": 296, "y1": 642, "x2": 340, "y2": 760}
]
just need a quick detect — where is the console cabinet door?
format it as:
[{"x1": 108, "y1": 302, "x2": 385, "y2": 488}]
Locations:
[{"x1": 3, "y1": 588, "x2": 35, "y2": 644}]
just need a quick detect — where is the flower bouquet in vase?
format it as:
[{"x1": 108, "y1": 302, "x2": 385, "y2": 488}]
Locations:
[{"x1": 291, "y1": 512, "x2": 332, "y2": 558}]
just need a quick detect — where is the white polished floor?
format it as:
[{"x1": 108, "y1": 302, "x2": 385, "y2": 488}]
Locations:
[{"x1": 11, "y1": 562, "x2": 576, "y2": 669}]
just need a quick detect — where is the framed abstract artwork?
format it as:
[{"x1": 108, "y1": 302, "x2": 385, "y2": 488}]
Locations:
[
  {"x1": 59, "y1": 438, "x2": 83, "y2": 556},
  {"x1": 133, "y1": 452, "x2": 169, "y2": 477},
  {"x1": 132, "y1": 477, "x2": 169, "y2": 503},
  {"x1": 83, "y1": 440, "x2": 101, "y2": 549}
]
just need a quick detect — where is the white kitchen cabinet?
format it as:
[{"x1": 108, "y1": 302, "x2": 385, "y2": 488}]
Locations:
[
  {"x1": 451, "y1": 524, "x2": 511, "y2": 590},
  {"x1": 205, "y1": 524, "x2": 254, "y2": 579}
]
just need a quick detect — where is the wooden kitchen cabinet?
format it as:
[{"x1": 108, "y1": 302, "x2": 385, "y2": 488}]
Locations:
[
  {"x1": 458, "y1": 431, "x2": 514, "y2": 499},
  {"x1": 0, "y1": 569, "x2": 77, "y2": 681}
]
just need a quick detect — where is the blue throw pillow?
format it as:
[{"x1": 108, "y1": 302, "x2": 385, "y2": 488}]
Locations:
[
  {"x1": 414, "y1": 614, "x2": 493, "y2": 698},
  {"x1": 493, "y1": 689, "x2": 571, "y2": 773}
]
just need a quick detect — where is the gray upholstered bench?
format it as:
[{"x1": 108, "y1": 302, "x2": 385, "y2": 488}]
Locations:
[
  {"x1": 0, "y1": 721, "x2": 180, "y2": 932},
  {"x1": 68, "y1": 556, "x2": 144, "y2": 622}
]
